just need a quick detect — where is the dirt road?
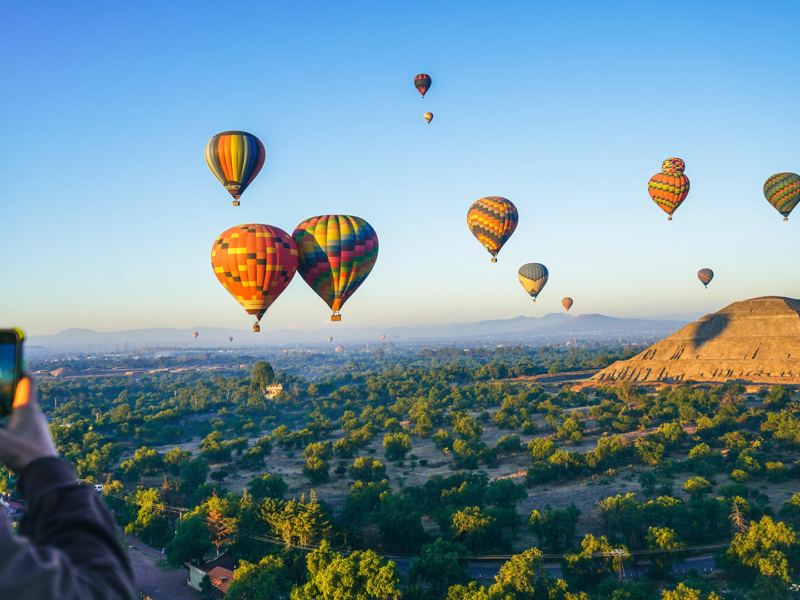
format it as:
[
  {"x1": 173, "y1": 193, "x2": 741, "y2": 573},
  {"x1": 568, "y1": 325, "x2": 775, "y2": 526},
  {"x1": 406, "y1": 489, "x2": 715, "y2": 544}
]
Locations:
[{"x1": 125, "y1": 535, "x2": 198, "y2": 600}]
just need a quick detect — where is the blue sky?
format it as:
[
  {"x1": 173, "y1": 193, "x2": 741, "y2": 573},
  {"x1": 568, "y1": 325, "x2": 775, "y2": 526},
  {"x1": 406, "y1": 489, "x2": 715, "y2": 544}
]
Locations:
[{"x1": 3, "y1": 1, "x2": 800, "y2": 336}]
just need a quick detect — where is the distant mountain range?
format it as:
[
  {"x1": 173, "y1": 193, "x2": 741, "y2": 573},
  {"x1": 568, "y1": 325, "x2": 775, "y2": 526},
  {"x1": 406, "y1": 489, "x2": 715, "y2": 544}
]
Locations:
[{"x1": 26, "y1": 312, "x2": 690, "y2": 352}]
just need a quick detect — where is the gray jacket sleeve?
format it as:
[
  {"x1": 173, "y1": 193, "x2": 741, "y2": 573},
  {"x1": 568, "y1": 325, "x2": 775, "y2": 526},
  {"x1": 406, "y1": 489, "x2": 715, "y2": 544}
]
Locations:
[{"x1": 0, "y1": 457, "x2": 137, "y2": 599}]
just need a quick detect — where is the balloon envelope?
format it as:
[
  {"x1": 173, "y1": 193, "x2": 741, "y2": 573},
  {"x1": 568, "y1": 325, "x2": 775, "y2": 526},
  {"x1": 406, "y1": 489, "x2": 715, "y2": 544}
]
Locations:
[
  {"x1": 328, "y1": 337, "x2": 333, "y2": 343},
  {"x1": 211, "y1": 224, "x2": 298, "y2": 331},
  {"x1": 698, "y1": 268, "x2": 714, "y2": 288},
  {"x1": 764, "y1": 173, "x2": 800, "y2": 220},
  {"x1": 518, "y1": 263, "x2": 548, "y2": 301},
  {"x1": 192, "y1": 332, "x2": 199, "y2": 339},
  {"x1": 205, "y1": 131, "x2": 265, "y2": 205},
  {"x1": 228, "y1": 337, "x2": 233, "y2": 342},
  {"x1": 424, "y1": 112, "x2": 433, "y2": 124},
  {"x1": 648, "y1": 158, "x2": 689, "y2": 219},
  {"x1": 562, "y1": 297, "x2": 573, "y2": 312},
  {"x1": 467, "y1": 197, "x2": 518, "y2": 262},
  {"x1": 415, "y1": 74, "x2": 431, "y2": 97},
  {"x1": 381, "y1": 335, "x2": 386, "y2": 340},
  {"x1": 293, "y1": 215, "x2": 379, "y2": 321}
]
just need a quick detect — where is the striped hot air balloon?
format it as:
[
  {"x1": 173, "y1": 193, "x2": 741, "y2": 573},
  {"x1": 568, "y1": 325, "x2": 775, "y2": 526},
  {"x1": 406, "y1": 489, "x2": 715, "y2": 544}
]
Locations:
[
  {"x1": 467, "y1": 197, "x2": 518, "y2": 262},
  {"x1": 424, "y1": 112, "x2": 433, "y2": 124},
  {"x1": 764, "y1": 173, "x2": 800, "y2": 221},
  {"x1": 562, "y1": 297, "x2": 573, "y2": 312},
  {"x1": 648, "y1": 158, "x2": 690, "y2": 220},
  {"x1": 211, "y1": 224, "x2": 298, "y2": 332},
  {"x1": 192, "y1": 332, "x2": 199, "y2": 339},
  {"x1": 518, "y1": 264, "x2": 548, "y2": 301},
  {"x1": 293, "y1": 215, "x2": 379, "y2": 322},
  {"x1": 697, "y1": 269, "x2": 714, "y2": 288},
  {"x1": 415, "y1": 74, "x2": 431, "y2": 97},
  {"x1": 205, "y1": 131, "x2": 266, "y2": 206}
]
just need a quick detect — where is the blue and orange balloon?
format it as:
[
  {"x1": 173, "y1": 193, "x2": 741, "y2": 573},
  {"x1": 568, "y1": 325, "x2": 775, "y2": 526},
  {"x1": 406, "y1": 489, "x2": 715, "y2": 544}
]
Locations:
[{"x1": 205, "y1": 131, "x2": 266, "y2": 206}]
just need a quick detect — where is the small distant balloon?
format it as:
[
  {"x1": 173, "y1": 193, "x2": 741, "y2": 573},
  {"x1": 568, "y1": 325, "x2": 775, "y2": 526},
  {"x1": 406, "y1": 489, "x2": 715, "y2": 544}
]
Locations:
[
  {"x1": 562, "y1": 297, "x2": 573, "y2": 312},
  {"x1": 328, "y1": 337, "x2": 333, "y2": 343},
  {"x1": 518, "y1": 263, "x2": 548, "y2": 301},
  {"x1": 648, "y1": 158, "x2": 690, "y2": 220},
  {"x1": 764, "y1": 173, "x2": 800, "y2": 221},
  {"x1": 381, "y1": 334, "x2": 386, "y2": 341},
  {"x1": 415, "y1": 74, "x2": 431, "y2": 97},
  {"x1": 228, "y1": 337, "x2": 233, "y2": 342},
  {"x1": 467, "y1": 197, "x2": 518, "y2": 262},
  {"x1": 335, "y1": 345, "x2": 344, "y2": 352},
  {"x1": 697, "y1": 269, "x2": 714, "y2": 288},
  {"x1": 192, "y1": 332, "x2": 199, "y2": 339},
  {"x1": 205, "y1": 131, "x2": 266, "y2": 206},
  {"x1": 424, "y1": 112, "x2": 433, "y2": 124}
]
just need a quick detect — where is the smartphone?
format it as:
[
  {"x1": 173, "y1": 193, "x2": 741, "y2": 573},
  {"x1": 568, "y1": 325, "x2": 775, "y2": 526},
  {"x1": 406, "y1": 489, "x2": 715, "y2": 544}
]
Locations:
[{"x1": 0, "y1": 329, "x2": 25, "y2": 420}]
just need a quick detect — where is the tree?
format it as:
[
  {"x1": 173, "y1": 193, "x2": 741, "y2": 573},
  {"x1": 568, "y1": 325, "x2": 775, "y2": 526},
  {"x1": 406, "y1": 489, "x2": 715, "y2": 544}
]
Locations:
[
  {"x1": 557, "y1": 417, "x2": 585, "y2": 443},
  {"x1": 683, "y1": 476, "x2": 713, "y2": 500},
  {"x1": 491, "y1": 548, "x2": 564, "y2": 600},
  {"x1": 562, "y1": 535, "x2": 623, "y2": 590},
  {"x1": 205, "y1": 495, "x2": 237, "y2": 558},
  {"x1": 529, "y1": 504, "x2": 580, "y2": 552},
  {"x1": 247, "y1": 473, "x2": 287, "y2": 500},
  {"x1": 725, "y1": 516, "x2": 797, "y2": 594},
  {"x1": 226, "y1": 556, "x2": 291, "y2": 600},
  {"x1": 454, "y1": 417, "x2": 483, "y2": 442},
  {"x1": 485, "y1": 479, "x2": 526, "y2": 509},
  {"x1": 383, "y1": 433, "x2": 412, "y2": 462},
  {"x1": 409, "y1": 539, "x2": 471, "y2": 600},
  {"x1": 303, "y1": 456, "x2": 330, "y2": 484},
  {"x1": 250, "y1": 362, "x2": 276, "y2": 395},
  {"x1": 180, "y1": 457, "x2": 209, "y2": 492},
  {"x1": 646, "y1": 527, "x2": 684, "y2": 578},
  {"x1": 304, "y1": 441, "x2": 333, "y2": 461},
  {"x1": 291, "y1": 541, "x2": 400, "y2": 600},
  {"x1": 451, "y1": 506, "x2": 500, "y2": 552},
  {"x1": 638, "y1": 471, "x2": 657, "y2": 495},
  {"x1": 376, "y1": 493, "x2": 425, "y2": 552},
  {"x1": 165, "y1": 513, "x2": 211, "y2": 567},
  {"x1": 349, "y1": 456, "x2": 387, "y2": 482},
  {"x1": 164, "y1": 447, "x2": 191, "y2": 475},
  {"x1": 124, "y1": 488, "x2": 171, "y2": 548}
]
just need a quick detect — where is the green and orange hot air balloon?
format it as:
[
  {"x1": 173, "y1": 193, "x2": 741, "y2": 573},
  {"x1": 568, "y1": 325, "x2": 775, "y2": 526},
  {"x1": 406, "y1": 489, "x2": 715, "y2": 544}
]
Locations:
[
  {"x1": 467, "y1": 197, "x2": 518, "y2": 262},
  {"x1": 293, "y1": 215, "x2": 379, "y2": 322},
  {"x1": 648, "y1": 158, "x2": 690, "y2": 220},
  {"x1": 763, "y1": 173, "x2": 800, "y2": 221},
  {"x1": 211, "y1": 224, "x2": 298, "y2": 332},
  {"x1": 205, "y1": 131, "x2": 266, "y2": 206}
]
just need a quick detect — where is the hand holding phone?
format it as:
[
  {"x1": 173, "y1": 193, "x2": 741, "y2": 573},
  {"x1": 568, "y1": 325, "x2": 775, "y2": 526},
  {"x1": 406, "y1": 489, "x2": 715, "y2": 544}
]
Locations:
[{"x1": 0, "y1": 329, "x2": 24, "y2": 420}]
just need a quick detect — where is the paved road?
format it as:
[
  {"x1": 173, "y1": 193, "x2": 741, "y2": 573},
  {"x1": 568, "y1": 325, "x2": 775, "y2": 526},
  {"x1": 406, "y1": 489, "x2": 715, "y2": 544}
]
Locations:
[{"x1": 124, "y1": 534, "x2": 198, "y2": 600}]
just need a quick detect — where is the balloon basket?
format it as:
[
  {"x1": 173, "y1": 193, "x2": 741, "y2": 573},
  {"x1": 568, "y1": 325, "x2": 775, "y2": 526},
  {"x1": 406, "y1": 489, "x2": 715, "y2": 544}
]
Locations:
[
  {"x1": 491, "y1": 258, "x2": 497, "y2": 263},
  {"x1": 232, "y1": 201, "x2": 240, "y2": 207},
  {"x1": 253, "y1": 322, "x2": 260, "y2": 332},
  {"x1": 785, "y1": 217, "x2": 789, "y2": 221},
  {"x1": 331, "y1": 313, "x2": 341, "y2": 322},
  {"x1": 668, "y1": 216, "x2": 673, "y2": 221}
]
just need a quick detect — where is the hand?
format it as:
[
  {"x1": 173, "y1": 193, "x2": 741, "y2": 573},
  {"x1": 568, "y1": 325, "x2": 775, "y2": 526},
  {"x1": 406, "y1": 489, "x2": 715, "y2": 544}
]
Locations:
[{"x1": 0, "y1": 377, "x2": 58, "y2": 473}]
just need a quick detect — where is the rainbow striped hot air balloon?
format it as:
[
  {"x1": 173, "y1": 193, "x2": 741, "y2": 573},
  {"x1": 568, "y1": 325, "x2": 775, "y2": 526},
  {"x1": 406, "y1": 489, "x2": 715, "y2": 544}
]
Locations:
[
  {"x1": 697, "y1": 269, "x2": 714, "y2": 288},
  {"x1": 764, "y1": 173, "x2": 800, "y2": 221},
  {"x1": 467, "y1": 197, "x2": 518, "y2": 262},
  {"x1": 205, "y1": 131, "x2": 266, "y2": 206},
  {"x1": 562, "y1": 297, "x2": 573, "y2": 312},
  {"x1": 192, "y1": 332, "x2": 199, "y2": 339},
  {"x1": 211, "y1": 224, "x2": 298, "y2": 332},
  {"x1": 415, "y1": 74, "x2": 431, "y2": 97},
  {"x1": 293, "y1": 215, "x2": 379, "y2": 322},
  {"x1": 518, "y1": 263, "x2": 548, "y2": 301},
  {"x1": 648, "y1": 158, "x2": 690, "y2": 220}
]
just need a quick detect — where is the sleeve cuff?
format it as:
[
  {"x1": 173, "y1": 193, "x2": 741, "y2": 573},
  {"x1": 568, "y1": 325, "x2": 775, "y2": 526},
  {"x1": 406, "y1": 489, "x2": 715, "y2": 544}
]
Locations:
[{"x1": 18, "y1": 457, "x2": 79, "y2": 505}]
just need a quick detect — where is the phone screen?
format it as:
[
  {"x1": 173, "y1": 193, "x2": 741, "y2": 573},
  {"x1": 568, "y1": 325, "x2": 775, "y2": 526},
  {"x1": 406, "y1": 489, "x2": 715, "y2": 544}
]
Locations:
[{"x1": 0, "y1": 335, "x2": 20, "y2": 418}]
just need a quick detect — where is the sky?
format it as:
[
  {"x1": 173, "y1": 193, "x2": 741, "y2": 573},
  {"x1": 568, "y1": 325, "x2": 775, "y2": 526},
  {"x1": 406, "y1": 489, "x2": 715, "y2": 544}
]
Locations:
[{"x1": 3, "y1": 1, "x2": 800, "y2": 336}]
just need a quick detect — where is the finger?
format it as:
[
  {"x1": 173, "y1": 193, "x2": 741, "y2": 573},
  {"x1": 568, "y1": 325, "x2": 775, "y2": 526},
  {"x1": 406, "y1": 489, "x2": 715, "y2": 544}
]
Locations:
[{"x1": 12, "y1": 377, "x2": 37, "y2": 410}]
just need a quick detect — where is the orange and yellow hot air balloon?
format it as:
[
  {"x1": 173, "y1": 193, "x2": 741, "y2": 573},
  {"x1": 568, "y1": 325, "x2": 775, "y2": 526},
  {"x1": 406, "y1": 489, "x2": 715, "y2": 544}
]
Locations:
[
  {"x1": 562, "y1": 297, "x2": 573, "y2": 312},
  {"x1": 205, "y1": 131, "x2": 266, "y2": 206},
  {"x1": 648, "y1": 158, "x2": 690, "y2": 220},
  {"x1": 424, "y1": 112, "x2": 433, "y2": 124},
  {"x1": 467, "y1": 197, "x2": 518, "y2": 262},
  {"x1": 211, "y1": 224, "x2": 298, "y2": 332}
]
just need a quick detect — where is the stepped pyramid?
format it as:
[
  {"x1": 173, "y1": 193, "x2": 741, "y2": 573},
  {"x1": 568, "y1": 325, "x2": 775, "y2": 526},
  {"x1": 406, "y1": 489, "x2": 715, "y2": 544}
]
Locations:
[{"x1": 594, "y1": 297, "x2": 800, "y2": 384}]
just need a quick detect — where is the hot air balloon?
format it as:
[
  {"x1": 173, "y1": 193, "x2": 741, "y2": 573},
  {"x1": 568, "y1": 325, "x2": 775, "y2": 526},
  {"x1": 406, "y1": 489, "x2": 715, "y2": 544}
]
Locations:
[
  {"x1": 467, "y1": 197, "x2": 518, "y2": 262},
  {"x1": 293, "y1": 215, "x2": 379, "y2": 322},
  {"x1": 335, "y1": 345, "x2": 344, "y2": 352},
  {"x1": 562, "y1": 297, "x2": 573, "y2": 312},
  {"x1": 328, "y1": 337, "x2": 333, "y2": 343},
  {"x1": 192, "y1": 332, "x2": 199, "y2": 339},
  {"x1": 698, "y1": 269, "x2": 714, "y2": 288},
  {"x1": 764, "y1": 173, "x2": 800, "y2": 221},
  {"x1": 648, "y1": 158, "x2": 690, "y2": 220},
  {"x1": 228, "y1": 337, "x2": 233, "y2": 342},
  {"x1": 381, "y1": 335, "x2": 386, "y2": 341},
  {"x1": 518, "y1": 263, "x2": 548, "y2": 301},
  {"x1": 211, "y1": 224, "x2": 298, "y2": 332},
  {"x1": 424, "y1": 112, "x2": 433, "y2": 124},
  {"x1": 205, "y1": 131, "x2": 266, "y2": 206},
  {"x1": 415, "y1": 74, "x2": 431, "y2": 98}
]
